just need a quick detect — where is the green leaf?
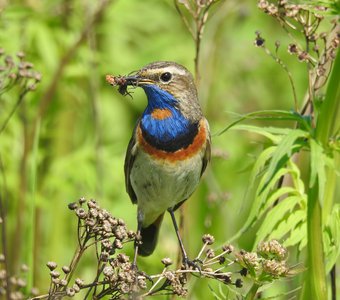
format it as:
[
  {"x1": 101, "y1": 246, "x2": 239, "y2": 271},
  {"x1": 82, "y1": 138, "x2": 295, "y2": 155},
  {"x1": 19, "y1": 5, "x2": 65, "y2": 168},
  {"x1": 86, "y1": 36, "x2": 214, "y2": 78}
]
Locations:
[
  {"x1": 324, "y1": 204, "x2": 340, "y2": 272},
  {"x1": 262, "y1": 129, "x2": 308, "y2": 192},
  {"x1": 231, "y1": 124, "x2": 290, "y2": 144},
  {"x1": 249, "y1": 146, "x2": 277, "y2": 187},
  {"x1": 217, "y1": 110, "x2": 312, "y2": 135},
  {"x1": 270, "y1": 210, "x2": 306, "y2": 241},
  {"x1": 255, "y1": 195, "x2": 303, "y2": 246},
  {"x1": 284, "y1": 220, "x2": 307, "y2": 250},
  {"x1": 256, "y1": 167, "x2": 290, "y2": 211}
]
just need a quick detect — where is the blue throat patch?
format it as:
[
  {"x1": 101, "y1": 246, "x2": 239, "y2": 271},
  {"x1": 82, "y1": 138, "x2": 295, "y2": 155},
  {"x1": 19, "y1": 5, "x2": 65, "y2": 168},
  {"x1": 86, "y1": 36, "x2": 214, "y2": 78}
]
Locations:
[{"x1": 140, "y1": 85, "x2": 198, "y2": 152}]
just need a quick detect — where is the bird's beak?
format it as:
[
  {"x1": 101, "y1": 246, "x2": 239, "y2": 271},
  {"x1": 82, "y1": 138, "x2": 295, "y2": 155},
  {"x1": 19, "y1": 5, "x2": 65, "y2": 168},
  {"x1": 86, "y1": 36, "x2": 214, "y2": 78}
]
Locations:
[{"x1": 124, "y1": 72, "x2": 154, "y2": 87}]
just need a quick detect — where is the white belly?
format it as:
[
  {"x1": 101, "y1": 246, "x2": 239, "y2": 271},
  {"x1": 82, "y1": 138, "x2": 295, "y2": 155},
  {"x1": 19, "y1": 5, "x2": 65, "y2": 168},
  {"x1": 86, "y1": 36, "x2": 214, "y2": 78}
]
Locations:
[{"x1": 130, "y1": 151, "x2": 202, "y2": 227}]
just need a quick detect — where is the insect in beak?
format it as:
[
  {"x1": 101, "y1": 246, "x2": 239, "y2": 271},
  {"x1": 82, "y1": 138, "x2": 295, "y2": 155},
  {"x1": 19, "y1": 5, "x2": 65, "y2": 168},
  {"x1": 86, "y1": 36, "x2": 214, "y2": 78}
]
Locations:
[{"x1": 105, "y1": 74, "x2": 140, "y2": 97}]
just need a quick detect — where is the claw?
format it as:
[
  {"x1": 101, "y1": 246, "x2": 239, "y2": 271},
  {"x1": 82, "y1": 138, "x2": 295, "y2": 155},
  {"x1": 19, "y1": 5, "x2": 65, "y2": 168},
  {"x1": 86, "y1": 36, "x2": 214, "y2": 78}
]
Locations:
[{"x1": 183, "y1": 257, "x2": 202, "y2": 274}]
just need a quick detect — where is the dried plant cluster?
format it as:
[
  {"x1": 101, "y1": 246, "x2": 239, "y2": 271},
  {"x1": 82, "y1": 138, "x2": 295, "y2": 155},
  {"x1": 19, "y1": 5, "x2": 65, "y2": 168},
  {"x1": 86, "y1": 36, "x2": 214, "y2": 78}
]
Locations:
[
  {"x1": 11, "y1": 198, "x2": 296, "y2": 299},
  {"x1": 0, "y1": 49, "x2": 41, "y2": 94},
  {"x1": 255, "y1": 0, "x2": 339, "y2": 110},
  {"x1": 174, "y1": 0, "x2": 221, "y2": 79},
  {"x1": 0, "y1": 49, "x2": 42, "y2": 134},
  {"x1": 0, "y1": 260, "x2": 39, "y2": 300}
]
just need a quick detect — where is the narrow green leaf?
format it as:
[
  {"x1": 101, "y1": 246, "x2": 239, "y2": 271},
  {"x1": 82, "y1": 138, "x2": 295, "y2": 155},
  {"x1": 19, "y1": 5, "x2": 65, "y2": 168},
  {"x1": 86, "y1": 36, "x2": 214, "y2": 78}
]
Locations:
[
  {"x1": 250, "y1": 146, "x2": 277, "y2": 187},
  {"x1": 269, "y1": 210, "x2": 306, "y2": 241},
  {"x1": 256, "y1": 168, "x2": 290, "y2": 210},
  {"x1": 262, "y1": 186, "x2": 298, "y2": 212},
  {"x1": 324, "y1": 204, "x2": 340, "y2": 272},
  {"x1": 263, "y1": 129, "x2": 308, "y2": 191},
  {"x1": 218, "y1": 110, "x2": 312, "y2": 135},
  {"x1": 255, "y1": 196, "x2": 302, "y2": 246},
  {"x1": 231, "y1": 124, "x2": 287, "y2": 143},
  {"x1": 284, "y1": 220, "x2": 307, "y2": 249}
]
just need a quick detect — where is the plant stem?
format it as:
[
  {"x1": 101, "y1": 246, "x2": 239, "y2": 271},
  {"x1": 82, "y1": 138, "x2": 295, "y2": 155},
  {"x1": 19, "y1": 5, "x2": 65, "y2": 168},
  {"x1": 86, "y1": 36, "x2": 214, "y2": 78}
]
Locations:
[
  {"x1": 305, "y1": 180, "x2": 327, "y2": 300},
  {"x1": 315, "y1": 50, "x2": 340, "y2": 145},
  {"x1": 304, "y1": 49, "x2": 340, "y2": 299},
  {"x1": 245, "y1": 283, "x2": 260, "y2": 300}
]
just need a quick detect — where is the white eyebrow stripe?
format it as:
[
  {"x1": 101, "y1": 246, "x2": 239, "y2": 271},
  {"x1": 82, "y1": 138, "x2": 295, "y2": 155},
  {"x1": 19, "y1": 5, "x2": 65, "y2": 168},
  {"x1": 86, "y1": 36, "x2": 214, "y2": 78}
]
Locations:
[{"x1": 146, "y1": 66, "x2": 187, "y2": 76}]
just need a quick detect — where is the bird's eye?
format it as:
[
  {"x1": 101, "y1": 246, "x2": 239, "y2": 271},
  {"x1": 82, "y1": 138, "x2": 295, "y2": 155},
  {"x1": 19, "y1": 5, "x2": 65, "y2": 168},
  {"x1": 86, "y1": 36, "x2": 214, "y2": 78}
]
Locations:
[{"x1": 160, "y1": 72, "x2": 172, "y2": 83}]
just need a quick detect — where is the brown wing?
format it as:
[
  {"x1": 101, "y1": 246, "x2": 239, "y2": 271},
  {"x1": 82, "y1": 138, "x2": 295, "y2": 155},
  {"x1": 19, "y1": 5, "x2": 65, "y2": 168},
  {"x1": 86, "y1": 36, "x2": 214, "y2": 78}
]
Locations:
[
  {"x1": 201, "y1": 119, "x2": 211, "y2": 177},
  {"x1": 124, "y1": 124, "x2": 139, "y2": 204}
]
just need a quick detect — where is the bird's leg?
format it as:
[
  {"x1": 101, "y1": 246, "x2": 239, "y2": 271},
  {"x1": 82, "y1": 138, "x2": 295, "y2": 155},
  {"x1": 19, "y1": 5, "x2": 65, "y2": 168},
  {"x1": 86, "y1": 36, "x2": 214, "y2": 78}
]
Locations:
[
  {"x1": 132, "y1": 219, "x2": 142, "y2": 270},
  {"x1": 168, "y1": 208, "x2": 201, "y2": 271}
]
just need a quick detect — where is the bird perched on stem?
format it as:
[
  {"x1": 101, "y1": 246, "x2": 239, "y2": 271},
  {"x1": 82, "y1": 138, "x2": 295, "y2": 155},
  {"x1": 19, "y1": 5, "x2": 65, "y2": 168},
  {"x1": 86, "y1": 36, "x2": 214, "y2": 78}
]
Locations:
[{"x1": 107, "y1": 61, "x2": 211, "y2": 267}]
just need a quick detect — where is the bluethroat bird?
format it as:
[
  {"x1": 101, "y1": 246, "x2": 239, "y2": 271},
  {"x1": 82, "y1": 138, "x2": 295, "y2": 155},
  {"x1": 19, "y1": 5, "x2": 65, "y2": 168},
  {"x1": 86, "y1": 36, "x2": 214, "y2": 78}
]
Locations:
[{"x1": 107, "y1": 61, "x2": 211, "y2": 267}]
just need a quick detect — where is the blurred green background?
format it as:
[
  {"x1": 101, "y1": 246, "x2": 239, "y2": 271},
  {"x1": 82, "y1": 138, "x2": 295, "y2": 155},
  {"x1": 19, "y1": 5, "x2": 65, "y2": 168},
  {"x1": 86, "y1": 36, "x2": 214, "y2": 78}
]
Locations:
[{"x1": 0, "y1": 0, "x2": 319, "y2": 298}]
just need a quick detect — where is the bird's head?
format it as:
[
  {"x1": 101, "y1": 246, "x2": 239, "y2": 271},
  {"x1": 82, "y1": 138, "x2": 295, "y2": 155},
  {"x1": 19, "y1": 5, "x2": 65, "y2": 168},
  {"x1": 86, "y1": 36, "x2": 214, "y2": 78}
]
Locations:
[{"x1": 123, "y1": 61, "x2": 202, "y2": 121}]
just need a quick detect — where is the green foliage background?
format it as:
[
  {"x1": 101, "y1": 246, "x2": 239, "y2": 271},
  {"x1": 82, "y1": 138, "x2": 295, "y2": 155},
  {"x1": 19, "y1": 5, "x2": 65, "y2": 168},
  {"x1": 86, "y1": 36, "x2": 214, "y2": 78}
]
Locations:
[{"x1": 0, "y1": 0, "x2": 338, "y2": 298}]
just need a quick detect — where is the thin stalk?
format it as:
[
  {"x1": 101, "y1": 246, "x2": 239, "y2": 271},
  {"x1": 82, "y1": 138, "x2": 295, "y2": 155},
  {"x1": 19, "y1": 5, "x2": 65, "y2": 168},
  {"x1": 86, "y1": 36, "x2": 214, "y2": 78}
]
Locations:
[
  {"x1": 25, "y1": 119, "x2": 40, "y2": 294},
  {"x1": 0, "y1": 159, "x2": 10, "y2": 300}
]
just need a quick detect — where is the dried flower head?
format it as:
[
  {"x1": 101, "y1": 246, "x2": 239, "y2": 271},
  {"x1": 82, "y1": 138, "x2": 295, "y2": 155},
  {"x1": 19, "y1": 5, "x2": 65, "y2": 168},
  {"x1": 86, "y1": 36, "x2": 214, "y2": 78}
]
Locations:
[
  {"x1": 202, "y1": 234, "x2": 215, "y2": 245},
  {"x1": 161, "y1": 257, "x2": 173, "y2": 267},
  {"x1": 257, "y1": 240, "x2": 287, "y2": 261}
]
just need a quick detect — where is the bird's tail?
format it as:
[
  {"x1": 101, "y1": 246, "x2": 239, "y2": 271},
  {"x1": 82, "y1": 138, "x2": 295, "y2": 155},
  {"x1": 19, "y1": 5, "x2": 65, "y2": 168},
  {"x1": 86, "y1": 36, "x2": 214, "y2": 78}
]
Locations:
[{"x1": 138, "y1": 213, "x2": 164, "y2": 256}]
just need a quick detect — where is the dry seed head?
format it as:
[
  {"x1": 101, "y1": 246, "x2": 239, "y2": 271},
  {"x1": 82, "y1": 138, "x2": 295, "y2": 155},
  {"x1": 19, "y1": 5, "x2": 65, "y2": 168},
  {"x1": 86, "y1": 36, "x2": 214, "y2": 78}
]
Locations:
[
  {"x1": 254, "y1": 31, "x2": 265, "y2": 47},
  {"x1": 59, "y1": 279, "x2": 68, "y2": 286},
  {"x1": 120, "y1": 282, "x2": 131, "y2": 294},
  {"x1": 89, "y1": 208, "x2": 98, "y2": 218},
  {"x1": 113, "y1": 239, "x2": 123, "y2": 249},
  {"x1": 66, "y1": 288, "x2": 75, "y2": 297},
  {"x1": 258, "y1": 240, "x2": 287, "y2": 261},
  {"x1": 222, "y1": 244, "x2": 234, "y2": 253},
  {"x1": 202, "y1": 234, "x2": 215, "y2": 245},
  {"x1": 75, "y1": 208, "x2": 87, "y2": 219},
  {"x1": 103, "y1": 266, "x2": 114, "y2": 277},
  {"x1": 235, "y1": 278, "x2": 243, "y2": 288},
  {"x1": 127, "y1": 230, "x2": 135, "y2": 238},
  {"x1": 219, "y1": 256, "x2": 226, "y2": 264},
  {"x1": 50, "y1": 270, "x2": 60, "y2": 278},
  {"x1": 72, "y1": 284, "x2": 80, "y2": 293},
  {"x1": 85, "y1": 218, "x2": 96, "y2": 227},
  {"x1": 138, "y1": 278, "x2": 147, "y2": 289},
  {"x1": 242, "y1": 252, "x2": 260, "y2": 270},
  {"x1": 118, "y1": 218, "x2": 125, "y2": 226},
  {"x1": 206, "y1": 248, "x2": 215, "y2": 258},
  {"x1": 46, "y1": 263, "x2": 56, "y2": 273},
  {"x1": 79, "y1": 197, "x2": 86, "y2": 205},
  {"x1": 262, "y1": 259, "x2": 288, "y2": 276},
  {"x1": 87, "y1": 199, "x2": 98, "y2": 209},
  {"x1": 62, "y1": 266, "x2": 70, "y2": 274},
  {"x1": 100, "y1": 251, "x2": 110, "y2": 262},
  {"x1": 75, "y1": 278, "x2": 84, "y2": 287},
  {"x1": 161, "y1": 257, "x2": 173, "y2": 267},
  {"x1": 68, "y1": 202, "x2": 78, "y2": 210},
  {"x1": 117, "y1": 253, "x2": 129, "y2": 263}
]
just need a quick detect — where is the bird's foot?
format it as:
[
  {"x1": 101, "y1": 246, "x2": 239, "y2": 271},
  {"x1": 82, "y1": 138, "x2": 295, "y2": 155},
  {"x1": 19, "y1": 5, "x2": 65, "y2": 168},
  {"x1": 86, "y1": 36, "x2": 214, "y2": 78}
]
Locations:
[
  {"x1": 182, "y1": 257, "x2": 202, "y2": 273},
  {"x1": 130, "y1": 264, "x2": 153, "y2": 285}
]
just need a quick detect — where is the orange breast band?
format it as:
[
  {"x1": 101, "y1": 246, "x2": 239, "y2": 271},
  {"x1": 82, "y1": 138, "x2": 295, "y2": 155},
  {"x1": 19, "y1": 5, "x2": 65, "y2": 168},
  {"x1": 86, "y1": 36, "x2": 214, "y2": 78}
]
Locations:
[
  {"x1": 137, "y1": 120, "x2": 207, "y2": 162},
  {"x1": 151, "y1": 108, "x2": 173, "y2": 120}
]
